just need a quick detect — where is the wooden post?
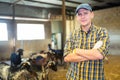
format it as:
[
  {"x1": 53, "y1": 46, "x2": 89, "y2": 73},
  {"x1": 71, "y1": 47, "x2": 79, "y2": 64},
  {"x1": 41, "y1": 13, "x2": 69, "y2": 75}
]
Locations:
[
  {"x1": 12, "y1": 0, "x2": 22, "y2": 52},
  {"x1": 12, "y1": 4, "x2": 16, "y2": 52},
  {"x1": 62, "y1": 0, "x2": 66, "y2": 49}
]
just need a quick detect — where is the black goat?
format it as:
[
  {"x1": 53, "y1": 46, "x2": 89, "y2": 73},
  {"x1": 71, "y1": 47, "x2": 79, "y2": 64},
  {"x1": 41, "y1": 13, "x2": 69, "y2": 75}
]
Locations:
[
  {"x1": 10, "y1": 49, "x2": 24, "y2": 68},
  {"x1": 48, "y1": 44, "x2": 63, "y2": 65}
]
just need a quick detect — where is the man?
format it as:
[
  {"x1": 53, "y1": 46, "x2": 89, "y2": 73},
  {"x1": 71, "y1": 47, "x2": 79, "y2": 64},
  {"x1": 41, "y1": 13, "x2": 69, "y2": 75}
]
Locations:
[{"x1": 64, "y1": 3, "x2": 110, "y2": 80}]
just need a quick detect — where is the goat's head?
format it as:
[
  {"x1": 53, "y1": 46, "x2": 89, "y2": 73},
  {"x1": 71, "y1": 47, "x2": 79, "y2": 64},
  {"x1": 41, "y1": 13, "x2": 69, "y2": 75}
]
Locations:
[
  {"x1": 20, "y1": 62, "x2": 31, "y2": 71},
  {"x1": 47, "y1": 61, "x2": 57, "y2": 71}
]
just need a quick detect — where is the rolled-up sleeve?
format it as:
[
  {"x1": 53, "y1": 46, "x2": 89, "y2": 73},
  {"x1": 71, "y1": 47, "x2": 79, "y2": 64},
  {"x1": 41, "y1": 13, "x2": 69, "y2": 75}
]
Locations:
[
  {"x1": 63, "y1": 40, "x2": 72, "y2": 57},
  {"x1": 63, "y1": 31, "x2": 75, "y2": 57},
  {"x1": 97, "y1": 28, "x2": 110, "y2": 58}
]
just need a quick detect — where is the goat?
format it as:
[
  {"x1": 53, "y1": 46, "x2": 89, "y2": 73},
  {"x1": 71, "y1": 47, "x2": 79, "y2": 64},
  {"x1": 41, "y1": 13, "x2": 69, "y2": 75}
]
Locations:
[
  {"x1": 48, "y1": 44, "x2": 63, "y2": 65},
  {"x1": 9, "y1": 61, "x2": 38, "y2": 80},
  {"x1": 10, "y1": 49, "x2": 24, "y2": 69},
  {"x1": 0, "y1": 50, "x2": 57, "y2": 80},
  {"x1": 30, "y1": 51, "x2": 58, "y2": 80},
  {"x1": 0, "y1": 60, "x2": 38, "y2": 80},
  {"x1": 0, "y1": 62, "x2": 10, "y2": 80}
]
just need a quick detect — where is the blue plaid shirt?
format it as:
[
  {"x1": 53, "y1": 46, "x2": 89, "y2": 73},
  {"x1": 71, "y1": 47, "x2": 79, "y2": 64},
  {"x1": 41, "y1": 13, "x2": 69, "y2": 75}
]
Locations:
[{"x1": 64, "y1": 25, "x2": 110, "y2": 80}]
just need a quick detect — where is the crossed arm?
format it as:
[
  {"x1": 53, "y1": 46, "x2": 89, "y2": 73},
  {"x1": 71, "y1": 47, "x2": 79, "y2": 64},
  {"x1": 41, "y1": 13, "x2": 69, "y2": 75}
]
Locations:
[
  {"x1": 64, "y1": 28, "x2": 110, "y2": 63},
  {"x1": 64, "y1": 49, "x2": 103, "y2": 62}
]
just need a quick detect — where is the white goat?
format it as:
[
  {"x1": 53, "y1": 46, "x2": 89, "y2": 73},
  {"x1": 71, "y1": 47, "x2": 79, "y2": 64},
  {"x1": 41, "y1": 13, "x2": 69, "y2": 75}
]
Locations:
[{"x1": 0, "y1": 62, "x2": 10, "y2": 80}]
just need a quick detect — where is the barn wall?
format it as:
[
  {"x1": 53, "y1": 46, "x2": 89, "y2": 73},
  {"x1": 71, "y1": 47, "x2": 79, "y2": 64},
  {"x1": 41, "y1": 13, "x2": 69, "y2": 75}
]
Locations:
[
  {"x1": 15, "y1": 21, "x2": 52, "y2": 58},
  {"x1": 0, "y1": 20, "x2": 52, "y2": 59},
  {"x1": 51, "y1": 21, "x2": 62, "y2": 33},
  {"x1": 0, "y1": 20, "x2": 15, "y2": 60},
  {"x1": 93, "y1": 6, "x2": 120, "y2": 55}
]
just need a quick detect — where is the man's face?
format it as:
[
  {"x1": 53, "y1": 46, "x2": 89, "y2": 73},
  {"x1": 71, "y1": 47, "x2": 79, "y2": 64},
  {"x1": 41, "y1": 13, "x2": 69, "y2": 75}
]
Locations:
[{"x1": 77, "y1": 9, "x2": 94, "y2": 26}]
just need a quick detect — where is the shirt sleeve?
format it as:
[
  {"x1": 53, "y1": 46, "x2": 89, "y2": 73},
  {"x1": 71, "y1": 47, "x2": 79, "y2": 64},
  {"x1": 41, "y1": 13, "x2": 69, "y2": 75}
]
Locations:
[
  {"x1": 97, "y1": 28, "x2": 110, "y2": 58},
  {"x1": 63, "y1": 30, "x2": 75, "y2": 57}
]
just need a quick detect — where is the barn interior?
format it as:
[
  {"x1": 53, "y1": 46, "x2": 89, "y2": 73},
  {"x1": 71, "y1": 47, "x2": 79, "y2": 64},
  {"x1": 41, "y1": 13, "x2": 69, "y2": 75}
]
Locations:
[{"x1": 0, "y1": 0, "x2": 120, "y2": 80}]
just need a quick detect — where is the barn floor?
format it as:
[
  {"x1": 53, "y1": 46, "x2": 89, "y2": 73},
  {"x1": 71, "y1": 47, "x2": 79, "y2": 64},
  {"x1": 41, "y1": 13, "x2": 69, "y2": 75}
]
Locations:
[
  {"x1": 104, "y1": 55, "x2": 120, "y2": 80},
  {"x1": 48, "y1": 55, "x2": 120, "y2": 80},
  {"x1": 48, "y1": 66, "x2": 67, "y2": 80},
  {"x1": 1, "y1": 55, "x2": 120, "y2": 80}
]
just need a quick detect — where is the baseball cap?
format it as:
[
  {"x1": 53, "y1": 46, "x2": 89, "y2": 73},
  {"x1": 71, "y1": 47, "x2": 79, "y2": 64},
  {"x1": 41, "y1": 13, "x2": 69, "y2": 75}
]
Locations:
[{"x1": 75, "y1": 3, "x2": 92, "y2": 14}]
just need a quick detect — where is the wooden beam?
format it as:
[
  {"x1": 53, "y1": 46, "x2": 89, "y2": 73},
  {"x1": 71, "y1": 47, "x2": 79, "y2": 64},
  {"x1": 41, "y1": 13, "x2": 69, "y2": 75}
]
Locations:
[
  {"x1": 24, "y1": 0, "x2": 77, "y2": 9},
  {"x1": 62, "y1": 0, "x2": 66, "y2": 48},
  {"x1": 11, "y1": 4, "x2": 16, "y2": 52}
]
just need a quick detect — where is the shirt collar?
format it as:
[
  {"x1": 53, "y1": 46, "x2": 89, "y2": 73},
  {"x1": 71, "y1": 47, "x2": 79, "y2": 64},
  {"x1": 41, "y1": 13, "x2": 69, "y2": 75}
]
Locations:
[{"x1": 79, "y1": 23, "x2": 96, "y2": 33}]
